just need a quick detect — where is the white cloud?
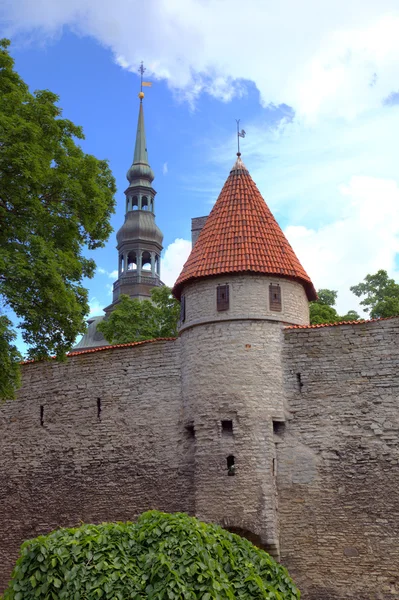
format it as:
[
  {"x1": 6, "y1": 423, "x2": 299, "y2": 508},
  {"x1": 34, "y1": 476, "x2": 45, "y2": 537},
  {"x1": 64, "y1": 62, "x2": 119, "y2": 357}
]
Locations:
[
  {"x1": 88, "y1": 297, "x2": 104, "y2": 317},
  {"x1": 3, "y1": 0, "x2": 399, "y2": 120},
  {"x1": 98, "y1": 267, "x2": 118, "y2": 279},
  {"x1": 162, "y1": 162, "x2": 168, "y2": 175},
  {"x1": 285, "y1": 176, "x2": 399, "y2": 315},
  {"x1": 161, "y1": 238, "x2": 192, "y2": 287}
]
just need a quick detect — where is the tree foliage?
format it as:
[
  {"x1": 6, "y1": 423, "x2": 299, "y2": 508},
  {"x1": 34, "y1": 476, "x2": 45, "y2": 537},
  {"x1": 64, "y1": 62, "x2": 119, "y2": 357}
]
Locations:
[
  {"x1": 0, "y1": 39, "x2": 116, "y2": 399},
  {"x1": 350, "y1": 269, "x2": 399, "y2": 318},
  {"x1": 4, "y1": 511, "x2": 300, "y2": 600},
  {"x1": 0, "y1": 316, "x2": 22, "y2": 399},
  {"x1": 97, "y1": 287, "x2": 180, "y2": 344},
  {"x1": 309, "y1": 288, "x2": 360, "y2": 325}
]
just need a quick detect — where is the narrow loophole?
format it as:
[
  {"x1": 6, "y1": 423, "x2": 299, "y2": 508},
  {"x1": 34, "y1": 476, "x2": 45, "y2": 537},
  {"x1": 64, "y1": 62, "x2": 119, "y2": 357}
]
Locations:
[
  {"x1": 296, "y1": 373, "x2": 303, "y2": 391},
  {"x1": 227, "y1": 455, "x2": 235, "y2": 476},
  {"x1": 185, "y1": 423, "x2": 195, "y2": 438},
  {"x1": 40, "y1": 405, "x2": 44, "y2": 427},
  {"x1": 97, "y1": 398, "x2": 102, "y2": 421}
]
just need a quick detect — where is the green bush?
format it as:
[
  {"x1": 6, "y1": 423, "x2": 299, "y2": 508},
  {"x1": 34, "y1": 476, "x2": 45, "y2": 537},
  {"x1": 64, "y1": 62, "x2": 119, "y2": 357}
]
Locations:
[{"x1": 5, "y1": 511, "x2": 300, "y2": 599}]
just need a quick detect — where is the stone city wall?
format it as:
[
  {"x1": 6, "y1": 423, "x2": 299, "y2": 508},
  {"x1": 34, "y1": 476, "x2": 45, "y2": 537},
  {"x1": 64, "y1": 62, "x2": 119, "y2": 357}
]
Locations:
[
  {"x1": 0, "y1": 338, "x2": 190, "y2": 593},
  {"x1": 279, "y1": 318, "x2": 399, "y2": 600}
]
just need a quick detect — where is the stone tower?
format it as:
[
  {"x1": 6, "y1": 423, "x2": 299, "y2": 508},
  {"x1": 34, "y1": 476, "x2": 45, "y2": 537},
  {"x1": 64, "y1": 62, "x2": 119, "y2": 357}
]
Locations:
[
  {"x1": 173, "y1": 153, "x2": 316, "y2": 558},
  {"x1": 105, "y1": 92, "x2": 163, "y2": 312}
]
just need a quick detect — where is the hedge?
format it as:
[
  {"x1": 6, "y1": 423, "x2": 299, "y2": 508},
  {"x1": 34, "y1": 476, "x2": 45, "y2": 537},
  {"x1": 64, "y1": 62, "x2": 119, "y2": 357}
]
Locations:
[{"x1": 4, "y1": 511, "x2": 300, "y2": 599}]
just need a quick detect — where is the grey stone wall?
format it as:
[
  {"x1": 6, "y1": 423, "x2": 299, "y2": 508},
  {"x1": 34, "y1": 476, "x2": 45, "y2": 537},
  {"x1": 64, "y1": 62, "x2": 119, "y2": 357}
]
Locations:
[
  {"x1": 0, "y1": 296, "x2": 398, "y2": 600},
  {"x1": 180, "y1": 318, "x2": 285, "y2": 556},
  {"x1": 279, "y1": 319, "x2": 399, "y2": 600},
  {"x1": 0, "y1": 339, "x2": 191, "y2": 593},
  {"x1": 180, "y1": 274, "x2": 310, "y2": 331}
]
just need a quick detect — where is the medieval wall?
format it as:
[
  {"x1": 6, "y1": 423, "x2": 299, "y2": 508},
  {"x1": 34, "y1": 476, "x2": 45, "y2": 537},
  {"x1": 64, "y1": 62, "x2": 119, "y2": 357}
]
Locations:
[
  {"x1": 0, "y1": 338, "x2": 190, "y2": 593},
  {"x1": 279, "y1": 318, "x2": 399, "y2": 600}
]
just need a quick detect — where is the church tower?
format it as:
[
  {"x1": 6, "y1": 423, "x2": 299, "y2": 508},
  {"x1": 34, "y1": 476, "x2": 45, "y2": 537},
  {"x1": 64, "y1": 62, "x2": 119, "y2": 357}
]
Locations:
[
  {"x1": 173, "y1": 153, "x2": 316, "y2": 559},
  {"x1": 105, "y1": 90, "x2": 163, "y2": 313}
]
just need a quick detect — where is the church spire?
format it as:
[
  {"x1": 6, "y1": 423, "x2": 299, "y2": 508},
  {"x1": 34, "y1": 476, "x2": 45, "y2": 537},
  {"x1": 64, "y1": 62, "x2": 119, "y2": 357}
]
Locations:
[
  {"x1": 104, "y1": 74, "x2": 163, "y2": 312},
  {"x1": 126, "y1": 92, "x2": 155, "y2": 187}
]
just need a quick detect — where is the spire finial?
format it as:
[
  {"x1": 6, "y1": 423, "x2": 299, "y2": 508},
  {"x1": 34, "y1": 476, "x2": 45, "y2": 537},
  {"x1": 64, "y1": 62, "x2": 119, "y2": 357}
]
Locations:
[
  {"x1": 236, "y1": 119, "x2": 246, "y2": 155},
  {"x1": 138, "y1": 61, "x2": 146, "y2": 100},
  {"x1": 138, "y1": 61, "x2": 152, "y2": 101}
]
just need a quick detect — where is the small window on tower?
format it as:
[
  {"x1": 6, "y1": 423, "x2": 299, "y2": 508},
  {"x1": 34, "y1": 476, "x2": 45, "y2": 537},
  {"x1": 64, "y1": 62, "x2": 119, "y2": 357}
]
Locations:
[
  {"x1": 221, "y1": 420, "x2": 233, "y2": 435},
  {"x1": 217, "y1": 285, "x2": 230, "y2": 311},
  {"x1": 180, "y1": 295, "x2": 186, "y2": 323},
  {"x1": 227, "y1": 455, "x2": 235, "y2": 476},
  {"x1": 269, "y1": 284, "x2": 282, "y2": 312}
]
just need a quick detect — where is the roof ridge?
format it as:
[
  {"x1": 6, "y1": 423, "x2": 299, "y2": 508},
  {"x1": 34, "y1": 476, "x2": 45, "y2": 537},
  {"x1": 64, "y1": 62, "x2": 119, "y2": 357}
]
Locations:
[
  {"x1": 284, "y1": 315, "x2": 399, "y2": 330},
  {"x1": 21, "y1": 337, "x2": 177, "y2": 365}
]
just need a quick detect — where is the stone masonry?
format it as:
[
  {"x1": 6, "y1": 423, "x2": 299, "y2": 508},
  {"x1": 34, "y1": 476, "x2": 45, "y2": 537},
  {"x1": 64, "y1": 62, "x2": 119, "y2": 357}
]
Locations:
[{"x1": 0, "y1": 282, "x2": 398, "y2": 599}]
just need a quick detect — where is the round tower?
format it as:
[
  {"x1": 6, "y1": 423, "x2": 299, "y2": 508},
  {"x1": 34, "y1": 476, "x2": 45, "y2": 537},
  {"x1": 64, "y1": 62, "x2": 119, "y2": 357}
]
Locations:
[{"x1": 172, "y1": 154, "x2": 316, "y2": 558}]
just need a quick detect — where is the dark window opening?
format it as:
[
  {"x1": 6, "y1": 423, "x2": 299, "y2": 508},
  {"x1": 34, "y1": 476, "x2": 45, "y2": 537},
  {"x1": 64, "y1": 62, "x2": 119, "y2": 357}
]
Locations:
[
  {"x1": 132, "y1": 196, "x2": 139, "y2": 210},
  {"x1": 127, "y1": 250, "x2": 137, "y2": 271},
  {"x1": 217, "y1": 284, "x2": 230, "y2": 311},
  {"x1": 273, "y1": 421, "x2": 285, "y2": 436},
  {"x1": 185, "y1": 423, "x2": 195, "y2": 438},
  {"x1": 142, "y1": 251, "x2": 152, "y2": 271},
  {"x1": 272, "y1": 458, "x2": 276, "y2": 476},
  {"x1": 296, "y1": 372, "x2": 303, "y2": 391},
  {"x1": 97, "y1": 398, "x2": 102, "y2": 421},
  {"x1": 40, "y1": 405, "x2": 44, "y2": 427},
  {"x1": 269, "y1": 284, "x2": 282, "y2": 312},
  {"x1": 227, "y1": 455, "x2": 235, "y2": 476},
  {"x1": 142, "y1": 196, "x2": 149, "y2": 210},
  {"x1": 221, "y1": 420, "x2": 233, "y2": 435},
  {"x1": 180, "y1": 295, "x2": 186, "y2": 323}
]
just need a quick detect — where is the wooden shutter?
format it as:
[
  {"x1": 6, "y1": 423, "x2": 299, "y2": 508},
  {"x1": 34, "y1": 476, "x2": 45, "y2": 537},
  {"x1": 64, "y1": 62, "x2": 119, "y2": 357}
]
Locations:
[
  {"x1": 269, "y1": 284, "x2": 282, "y2": 312},
  {"x1": 180, "y1": 295, "x2": 186, "y2": 322},
  {"x1": 217, "y1": 285, "x2": 229, "y2": 311}
]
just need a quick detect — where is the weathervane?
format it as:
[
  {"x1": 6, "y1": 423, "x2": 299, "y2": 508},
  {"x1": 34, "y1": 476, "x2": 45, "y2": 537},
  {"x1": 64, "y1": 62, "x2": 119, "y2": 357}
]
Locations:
[
  {"x1": 236, "y1": 119, "x2": 246, "y2": 155},
  {"x1": 138, "y1": 61, "x2": 152, "y2": 100}
]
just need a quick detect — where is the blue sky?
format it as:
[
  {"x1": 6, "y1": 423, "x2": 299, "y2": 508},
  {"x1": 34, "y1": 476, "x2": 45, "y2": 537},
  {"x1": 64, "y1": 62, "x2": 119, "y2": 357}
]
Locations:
[{"x1": 2, "y1": 0, "x2": 399, "y2": 350}]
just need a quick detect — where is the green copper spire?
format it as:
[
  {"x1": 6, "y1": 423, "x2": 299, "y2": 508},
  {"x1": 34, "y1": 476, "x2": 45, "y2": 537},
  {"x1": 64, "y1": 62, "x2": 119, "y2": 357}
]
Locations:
[{"x1": 126, "y1": 95, "x2": 155, "y2": 187}]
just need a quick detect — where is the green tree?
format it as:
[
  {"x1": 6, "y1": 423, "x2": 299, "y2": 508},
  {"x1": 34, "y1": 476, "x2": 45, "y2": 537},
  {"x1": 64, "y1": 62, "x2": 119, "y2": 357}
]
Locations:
[
  {"x1": 309, "y1": 288, "x2": 360, "y2": 325},
  {"x1": 4, "y1": 511, "x2": 300, "y2": 600},
  {"x1": 0, "y1": 317, "x2": 22, "y2": 399},
  {"x1": 97, "y1": 287, "x2": 180, "y2": 344},
  {"x1": 350, "y1": 270, "x2": 399, "y2": 318},
  {"x1": 0, "y1": 39, "x2": 116, "y2": 399}
]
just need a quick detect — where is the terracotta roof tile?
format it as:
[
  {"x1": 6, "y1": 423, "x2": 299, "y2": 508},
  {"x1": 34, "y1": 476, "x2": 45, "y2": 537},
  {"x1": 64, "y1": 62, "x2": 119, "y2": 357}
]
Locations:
[
  {"x1": 21, "y1": 337, "x2": 176, "y2": 365},
  {"x1": 173, "y1": 156, "x2": 316, "y2": 300},
  {"x1": 284, "y1": 315, "x2": 399, "y2": 330}
]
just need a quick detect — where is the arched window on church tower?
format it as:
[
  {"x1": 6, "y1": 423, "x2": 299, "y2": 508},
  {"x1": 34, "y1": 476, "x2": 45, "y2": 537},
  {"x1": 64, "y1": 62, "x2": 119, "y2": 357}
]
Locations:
[
  {"x1": 127, "y1": 251, "x2": 137, "y2": 271},
  {"x1": 142, "y1": 251, "x2": 152, "y2": 271},
  {"x1": 155, "y1": 254, "x2": 160, "y2": 276},
  {"x1": 142, "y1": 196, "x2": 149, "y2": 210},
  {"x1": 132, "y1": 196, "x2": 139, "y2": 210},
  {"x1": 120, "y1": 254, "x2": 125, "y2": 273}
]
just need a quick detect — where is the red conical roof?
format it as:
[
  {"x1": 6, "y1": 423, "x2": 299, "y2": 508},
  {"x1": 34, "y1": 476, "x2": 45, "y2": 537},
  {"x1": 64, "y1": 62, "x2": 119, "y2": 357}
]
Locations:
[{"x1": 172, "y1": 155, "x2": 316, "y2": 301}]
